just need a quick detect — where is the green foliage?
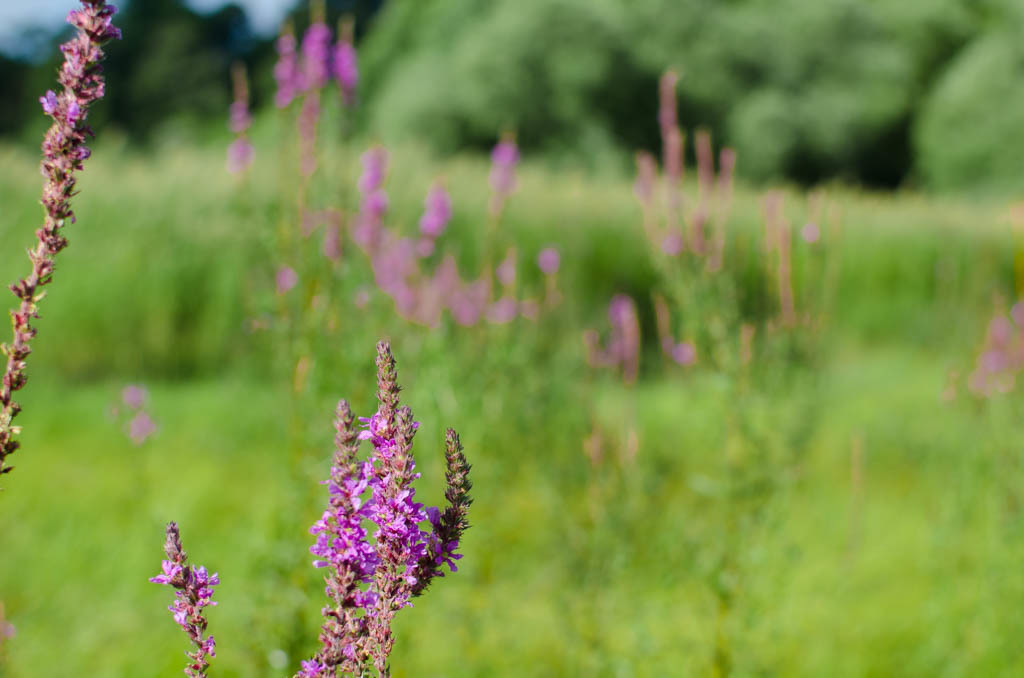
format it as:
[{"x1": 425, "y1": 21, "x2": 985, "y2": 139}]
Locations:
[
  {"x1": 362, "y1": 0, "x2": 989, "y2": 188},
  {"x1": 915, "y1": 25, "x2": 1024, "y2": 191}
]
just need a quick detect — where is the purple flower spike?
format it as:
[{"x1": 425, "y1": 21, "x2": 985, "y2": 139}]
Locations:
[
  {"x1": 226, "y1": 138, "x2": 254, "y2": 175},
  {"x1": 276, "y1": 266, "x2": 299, "y2": 294},
  {"x1": 419, "y1": 182, "x2": 452, "y2": 239},
  {"x1": 128, "y1": 411, "x2": 156, "y2": 445},
  {"x1": 1, "y1": 0, "x2": 120, "y2": 479},
  {"x1": 273, "y1": 29, "x2": 302, "y2": 107},
  {"x1": 488, "y1": 134, "x2": 519, "y2": 216},
  {"x1": 333, "y1": 19, "x2": 358, "y2": 105},
  {"x1": 150, "y1": 523, "x2": 218, "y2": 678},
  {"x1": 122, "y1": 384, "x2": 147, "y2": 410},
  {"x1": 301, "y1": 21, "x2": 332, "y2": 91},
  {"x1": 801, "y1": 222, "x2": 821, "y2": 243},
  {"x1": 537, "y1": 247, "x2": 560, "y2": 275},
  {"x1": 298, "y1": 344, "x2": 472, "y2": 676}
]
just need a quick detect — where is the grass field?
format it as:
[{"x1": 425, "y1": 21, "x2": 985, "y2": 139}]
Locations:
[{"x1": 2, "y1": 135, "x2": 1024, "y2": 676}]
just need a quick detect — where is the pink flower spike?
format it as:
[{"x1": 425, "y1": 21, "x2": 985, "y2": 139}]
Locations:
[{"x1": 276, "y1": 266, "x2": 298, "y2": 294}]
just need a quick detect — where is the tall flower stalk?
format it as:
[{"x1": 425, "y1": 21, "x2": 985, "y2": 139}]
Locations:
[
  {"x1": 150, "y1": 523, "x2": 219, "y2": 677},
  {"x1": 298, "y1": 341, "x2": 472, "y2": 677},
  {"x1": 0, "y1": 0, "x2": 119, "y2": 479}
]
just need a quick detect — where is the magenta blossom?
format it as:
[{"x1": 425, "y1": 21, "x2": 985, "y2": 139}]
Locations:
[
  {"x1": 537, "y1": 247, "x2": 560, "y2": 275},
  {"x1": 277, "y1": 266, "x2": 299, "y2": 294},
  {"x1": 419, "y1": 183, "x2": 452, "y2": 239}
]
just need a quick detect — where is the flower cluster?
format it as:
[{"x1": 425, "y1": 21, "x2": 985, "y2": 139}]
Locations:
[
  {"x1": 653, "y1": 295, "x2": 697, "y2": 367},
  {"x1": 226, "y1": 62, "x2": 254, "y2": 174},
  {"x1": 967, "y1": 304, "x2": 1024, "y2": 398},
  {"x1": 112, "y1": 383, "x2": 157, "y2": 444},
  {"x1": 0, "y1": 0, "x2": 119, "y2": 479},
  {"x1": 150, "y1": 523, "x2": 219, "y2": 677},
  {"x1": 635, "y1": 70, "x2": 736, "y2": 267},
  {"x1": 488, "y1": 134, "x2": 520, "y2": 216},
  {"x1": 584, "y1": 294, "x2": 642, "y2": 384},
  {"x1": 298, "y1": 341, "x2": 472, "y2": 676},
  {"x1": 347, "y1": 141, "x2": 559, "y2": 328},
  {"x1": 273, "y1": 13, "x2": 359, "y2": 109}
]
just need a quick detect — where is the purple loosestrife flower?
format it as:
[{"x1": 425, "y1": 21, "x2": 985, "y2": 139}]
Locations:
[
  {"x1": 0, "y1": 601, "x2": 14, "y2": 650},
  {"x1": 122, "y1": 384, "x2": 147, "y2": 410},
  {"x1": 226, "y1": 62, "x2": 254, "y2": 174},
  {"x1": 298, "y1": 92, "x2": 322, "y2": 177},
  {"x1": 128, "y1": 410, "x2": 157, "y2": 445},
  {"x1": 277, "y1": 266, "x2": 299, "y2": 294},
  {"x1": 301, "y1": 21, "x2": 332, "y2": 92},
  {"x1": 354, "y1": 147, "x2": 390, "y2": 251},
  {"x1": 537, "y1": 247, "x2": 560, "y2": 276},
  {"x1": 488, "y1": 135, "x2": 519, "y2": 216},
  {"x1": 333, "y1": 18, "x2": 358, "y2": 106},
  {"x1": 496, "y1": 248, "x2": 517, "y2": 288},
  {"x1": 584, "y1": 295, "x2": 641, "y2": 384},
  {"x1": 410, "y1": 429, "x2": 472, "y2": 596},
  {"x1": 487, "y1": 296, "x2": 518, "y2": 324},
  {"x1": 274, "y1": 26, "x2": 302, "y2": 107},
  {"x1": 419, "y1": 182, "x2": 453, "y2": 240},
  {"x1": 299, "y1": 342, "x2": 472, "y2": 675},
  {"x1": 301, "y1": 401, "x2": 378, "y2": 675},
  {"x1": 0, "y1": 0, "x2": 119, "y2": 479},
  {"x1": 150, "y1": 523, "x2": 219, "y2": 678}
]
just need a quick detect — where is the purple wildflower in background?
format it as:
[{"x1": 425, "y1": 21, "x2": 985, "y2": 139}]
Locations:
[
  {"x1": 0, "y1": 0, "x2": 119, "y2": 479},
  {"x1": 801, "y1": 222, "x2": 821, "y2": 244},
  {"x1": 301, "y1": 21, "x2": 332, "y2": 91},
  {"x1": 661, "y1": 230, "x2": 684, "y2": 256},
  {"x1": 487, "y1": 296, "x2": 518, "y2": 324},
  {"x1": 226, "y1": 62, "x2": 254, "y2": 174},
  {"x1": 1013, "y1": 302, "x2": 1024, "y2": 328},
  {"x1": 0, "y1": 601, "x2": 14, "y2": 650},
  {"x1": 128, "y1": 410, "x2": 157, "y2": 445},
  {"x1": 669, "y1": 340, "x2": 697, "y2": 366},
  {"x1": 333, "y1": 18, "x2": 358, "y2": 106},
  {"x1": 584, "y1": 294, "x2": 641, "y2": 384},
  {"x1": 488, "y1": 135, "x2": 519, "y2": 215},
  {"x1": 354, "y1": 147, "x2": 390, "y2": 251},
  {"x1": 418, "y1": 183, "x2": 452, "y2": 239},
  {"x1": 150, "y1": 523, "x2": 219, "y2": 677},
  {"x1": 226, "y1": 139, "x2": 254, "y2": 175},
  {"x1": 298, "y1": 92, "x2": 321, "y2": 177},
  {"x1": 277, "y1": 266, "x2": 299, "y2": 294},
  {"x1": 496, "y1": 248, "x2": 517, "y2": 287},
  {"x1": 122, "y1": 384, "x2": 147, "y2": 410},
  {"x1": 273, "y1": 27, "x2": 302, "y2": 107},
  {"x1": 537, "y1": 247, "x2": 560, "y2": 276}
]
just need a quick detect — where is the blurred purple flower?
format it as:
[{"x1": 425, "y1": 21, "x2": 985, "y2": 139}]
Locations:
[
  {"x1": 129, "y1": 411, "x2": 157, "y2": 445},
  {"x1": 333, "y1": 26, "x2": 358, "y2": 105},
  {"x1": 300, "y1": 22, "x2": 332, "y2": 91},
  {"x1": 537, "y1": 247, "x2": 560, "y2": 276},
  {"x1": 669, "y1": 340, "x2": 697, "y2": 366},
  {"x1": 487, "y1": 296, "x2": 518, "y2": 324},
  {"x1": 226, "y1": 138, "x2": 254, "y2": 174},
  {"x1": 661, "y1": 230, "x2": 684, "y2": 256},
  {"x1": 273, "y1": 31, "x2": 302, "y2": 107},
  {"x1": 419, "y1": 183, "x2": 452, "y2": 239},
  {"x1": 801, "y1": 222, "x2": 821, "y2": 243},
  {"x1": 277, "y1": 266, "x2": 298, "y2": 294},
  {"x1": 122, "y1": 384, "x2": 147, "y2": 410},
  {"x1": 496, "y1": 248, "x2": 517, "y2": 287},
  {"x1": 489, "y1": 135, "x2": 519, "y2": 215}
]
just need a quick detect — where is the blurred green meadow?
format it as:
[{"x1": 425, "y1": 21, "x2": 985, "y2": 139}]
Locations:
[{"x1": 1, "y1": 128, "x2": 1024, "y2": 678}]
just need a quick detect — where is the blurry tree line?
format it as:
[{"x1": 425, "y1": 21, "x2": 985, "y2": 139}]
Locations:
[{"x1": 2, "y1": 0, "x2": 1023, "y2": 191}]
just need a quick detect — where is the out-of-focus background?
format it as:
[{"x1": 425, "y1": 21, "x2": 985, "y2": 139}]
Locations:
[{"x1": 1, "y1": 1, "x2": 1024, "y2": 676}]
